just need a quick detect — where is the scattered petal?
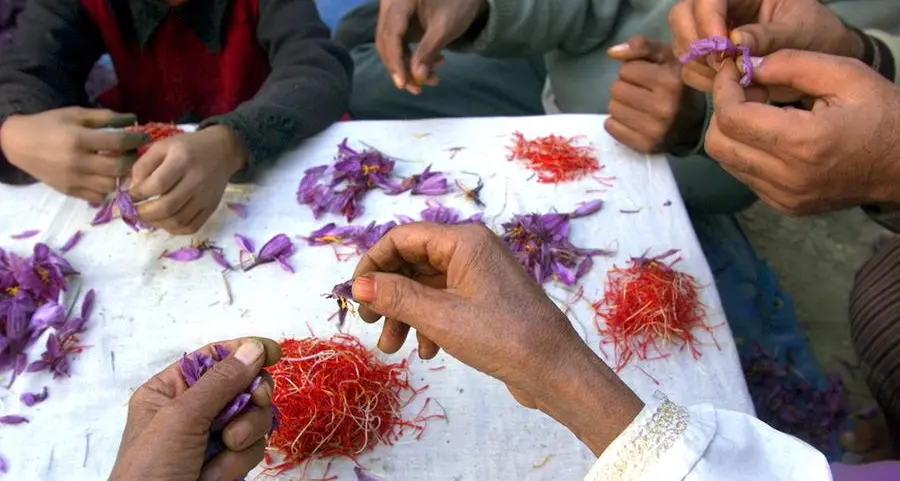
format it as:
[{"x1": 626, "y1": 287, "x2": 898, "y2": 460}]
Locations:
[
  {"x1": 210, "y1": 251, "x2": 231, "y2": 270},
  {"x1": 10, "y1": 230, "x2": 39, "y2": 240},
  {"x1": 234, "y1": 234, "x2": 255, "y2": 255},
  {"x1": 60, "y1": 231, "x2": 84, "y2": 253},
  {"x1": 226, "y1": 202, "x2": 248, "y2": 219},
  {"x1": 355, "y1": 467, "x2": 380, "y2": 481},
  {"x1": 0, "y1": 415, "x2": 28, "y2": 425},
  {"x1": 257, "y1": 234, "x2": 294, "y2": 263},
  {"x1": 20, "y1": 387, "x2": 49, "y2": 407},
  {"x1": 162, "y1": 247, "x2": 203, "y2": 262}
]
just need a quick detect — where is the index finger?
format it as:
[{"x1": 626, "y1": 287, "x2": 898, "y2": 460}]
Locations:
[
  {"x1": 154, "y1": 338, "x2": 283, "y2": 387},
  {"x1": 77, "y1": 129, "x2": 149, "y2": 153},
  {"x1": 376, "y1": 0, "x2": 415, "y2": 89},
  {"x1": 694, "y1": 0, "x2": 729, "y2": 38},
  {"x1": 352, "y1": 222, "x2": 458, "y2": 280}
]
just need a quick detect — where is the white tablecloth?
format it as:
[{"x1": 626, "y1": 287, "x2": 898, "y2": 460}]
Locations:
[{"x1": 0, "y1": 115, "x2": 753, "y2": 480}]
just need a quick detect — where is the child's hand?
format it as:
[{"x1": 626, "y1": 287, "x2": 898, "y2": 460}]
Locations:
[
  {"x1": 129, "y1": 126, "x2": 247, "y2": 235},
  {"x1": 604, "y1": 37, "x2": 707, "y2": 154},
  {"x1": 0, "y1": 107, "x2": 148, "y2": 202}
]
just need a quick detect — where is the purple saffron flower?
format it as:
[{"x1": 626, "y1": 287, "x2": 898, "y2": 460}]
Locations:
[
  {"x1": 10, "y1": 229, "x2": 39, "y2": 240},
  {"x1": 59, "y1": 231, "x2": 83, "y2": 253},
  {"x1": 409, "y1": 165, "x2": 451, "y2": 196},
  {"x1": 0, "y1": 415, "x2": 28, "y2": 425},
  {"x1": 325, "y1": 280, "x2": 354, "y2": 327},
  {"x1": 28, "y1": 301, "x2": 65, "y2": 337},
  {"x1": 679, "y1": 36, "x2": 755, "y2": 87},
  {"x1": 20, "y1": 386, "x2": 49, "y2": 407},
  {"x1": 225, "y1": 202, "x2": 248, "y2": 219},
  {"x1": 27, "y1": 334, "x2": 70, "y2": 378},
  {"x1": 91, "y1": 182, "x2": 150, "y2": 231},
  {"x1": 500, "y1": 205, "x2": 612, "y2": 286},
  {"x1": 178, "y1": 344, "x2": 275, "y2": 461},
  {"x1": 419, "y1": 201, "x2": 484, "y2": 225},
  {"x1": 257, "y1": 234, "x2": 295, "y2": 273}
]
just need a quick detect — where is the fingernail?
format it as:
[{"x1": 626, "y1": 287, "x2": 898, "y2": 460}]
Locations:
[
  {"x1": 352, "y1": 276, "x2": 375, "y2": 304},
  {"x1": 105, "y1": 114, "x2": 138, "y2": 128},
  {"x1": 391, "y1": 74, "x2": 404, "y2": 89},
  {"x1": 608, "y1": 43, "x2": 630, "y2": 55},
  {"x1": 234, "y1": 340, "x2": 264, "y2": 366},
  {"x1": 414, "y1": 65, "x2": 429, "y2": 83}
]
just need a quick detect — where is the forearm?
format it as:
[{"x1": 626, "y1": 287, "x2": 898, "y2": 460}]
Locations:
[
  {"x1": 535, "y1": 341, "x2": 643, "y2": 456},
  {"x1": 199, "y1": 0, "x2": 352, "y2": 182},
  {"x1": 460, "y1": 0, "x2": 621, "y2": 58}
]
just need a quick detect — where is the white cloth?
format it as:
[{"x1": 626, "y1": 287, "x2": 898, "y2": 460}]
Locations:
[
  {"x1": 585, "y1": 395, "x2": 832, "y2": 481},
  {"x1": 0, "y1": 116, "x2": 752, "y2": 480}
]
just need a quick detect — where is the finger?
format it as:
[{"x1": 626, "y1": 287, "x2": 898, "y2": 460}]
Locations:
[
  {"x1": 184, "y1": 207, "x2": 213, "y2": 235},
  {"x1": 129, "y1": 149, "x2": 167, "y2": 196},
  {"x1": 68, "y1": 187, "x2": 109, "y2": 204},
  {"x1": 668, "y1": 1, "x2": 699, "y2": 58},
  {"x1": 733, "y1": 22, "x2": 811, "y2": 57},
  {"x1": 221, "y1": 405, "x2": 274, "y2": 451},
  {"x1": 617, "y1": 61, "x2": 663, "y2": 89},
  {"x1": 682, "y1": 62, "x2": 716, "y2": 92},
  {"x1": 609, "y1": 80, "x2": 664, "y2": 118},
  {"x1": 604, "y1": 117, "x2": 656, "y2": 154},
  {"x1": 378, "y1": 317, "x2": 411, "y2": 354},
  {"x1": 64, "y1": 108, "x2": 137, "y2": 128},
  {"x1": 416, "y1": 330, "x2": 440, "y2": 360},
  {"x1": 77, "y1": 174, "x2": 117, "y2": 195},
  {"x1": 76, "y1": 129, "x2": 149, "y2": 153},
  {"x1": 152, "y1": 338, "x2": 282, "y2": 389},
  {"x1": 694, "y1": 0, "x2": 729, "y2": 39},
  {"x1": 75, "y1": 153, "x2": 138, "y2": 177},
  {"x1": 607, "y1": 99, "x2": 665, "y2": 147},
  {"x1": 376, "y1": 1, "x2": 415, "y2": 89},
  {"x1": 705, "y1": 114, "x2": 793, "y2": 182},
  {"x1": 250, "y1": 371, "x2": 274, "y2": 408},
  {"x1": 752, "y1": 50, "x2": 864, "y2": 98},
  {"x1": 607, "y1": 36, "x2": 675, "y2": 64},
  {"x1": 352, "y1": 223, "x2": 460, "y2": 279},
  {"x1": 411, "y1": 26, "x2": 452, "y2": 85},
  {"x1": 199, "y1": 439, "x2": 266, "y2": 481},
  {"x1": 137, "y1": 185, "x2": 192, "y2": 224},
  {"x1": 174, "y1": 339, "x2": 268, "y2": 424},
  {"x1": 351, "y1": 271, "x2": 456, "y2": 340},
  {"x1": 711, "y1": 58, "x2": 808, "y2": 151}
]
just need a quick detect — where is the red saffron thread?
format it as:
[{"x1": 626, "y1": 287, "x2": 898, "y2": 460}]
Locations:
[
  {"x1": 507, "y1": 132, "x2": 602, "y2": 183},
  {"x1": 266, "y1": 335, "x2": 442, "y2": 473},
  {"x1": 124, "y1": 122, "x2": 185, "y2": 155},
  {"x1": 593, "y1": 251, "x2": 712, "y2": 372}
]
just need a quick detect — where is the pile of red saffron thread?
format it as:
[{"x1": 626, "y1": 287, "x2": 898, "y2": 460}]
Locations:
[
  {"x1": 507, "y1": 132, "x2": 601, "y2": 183},
  {"x1": 265, "y1": 335, "x2": 441, "y2": 473},
  {"x1": 593, "y1": 250, "x2": 713, "y2": 372}
]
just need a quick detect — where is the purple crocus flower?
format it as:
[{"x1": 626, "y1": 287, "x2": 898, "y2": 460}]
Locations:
[
  {"x1": 409, "y1": 165, "x2": 451, "y2": 196},
  {"x1": 91, "y1": 182, "x2": 150, "y2": 231},
  {"x1": 325, "y1": 280, "x2": 354, "y2": 327},
  {"x1": 500, "y1": 204, "x2": 612, "y2": 286},
  {"x1": 239, "y1": 234, "x2": 295, "y2": 273},
  {"x1": 679, "y1": 36, "x2": 755, "y2": 87},
  {"x1": 28, "y1": 301, "x2": 65, "y2": 339},
  {"x1": 26, "y1": 334, "x2": 70, "y2": 378},
  {"x1": 178, "y1": 345, "x2": 276, "y2": 461},
  {"x1": 418, "y1": 201, "x2": 484, "y2": 225}
]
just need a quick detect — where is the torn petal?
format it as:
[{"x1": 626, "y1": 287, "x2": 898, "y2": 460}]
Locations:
[
  {"x1": 225, "y1": 202, "x2": 248, "y2": 219},
  {"x1": 162, "y1": 247, "x2": 203, "y2": 262},
  {"x1": 60, "y1": 230, "x2": 83, "y2": 253},
  {"x1": 234, "y1": 234, "x2": 255, "y2": 255}
]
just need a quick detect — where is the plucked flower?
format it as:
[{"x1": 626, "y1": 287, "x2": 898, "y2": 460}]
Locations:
[
  {"x1": 679, "y1": 36, "x2": 755, "y2": 87},
  {"x1": 324, "y1": 280, "x2": 355, "y2": 327}
]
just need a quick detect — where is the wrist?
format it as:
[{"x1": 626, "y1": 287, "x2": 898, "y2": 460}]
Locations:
[
  {"x1": 205, "y1": 124, "x2": 247, "y2": 175},
  {"x1": 535, "y1": 342, "x2": 643, "y2": 456}
]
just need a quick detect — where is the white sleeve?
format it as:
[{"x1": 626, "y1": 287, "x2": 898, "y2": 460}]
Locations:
[{"x1": 583, "y1": 396, "x2": 833, "y2": 481}]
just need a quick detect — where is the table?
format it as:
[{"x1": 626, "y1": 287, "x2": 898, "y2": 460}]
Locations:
[{"x1": 0, "y1": 115, "x2": 753, "y2": 480}]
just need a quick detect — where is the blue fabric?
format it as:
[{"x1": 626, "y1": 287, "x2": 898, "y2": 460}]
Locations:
[{"x1": 316, "y1": 0, "x2": 369, "y2": 32}]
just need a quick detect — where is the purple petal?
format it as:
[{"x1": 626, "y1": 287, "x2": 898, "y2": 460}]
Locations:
[
  {"x1": 225, "y1": 202, "x2": 248, "y2": 219},
  {"x1": 26, "y1": 360, "x2": 50, "y2": 373},
  {"x1": 20, "y1": 387, "x2": 49, "y2": 407},
  {"x1": 571, "y1": 199, "x2": 603, "y2": 218},
  {"x1": 211, "y1": 393, "x2": 252, "y2": 431},
  {"x1": 275, "y1": 256, "x2": 295, "y2": 274},
  {"x1": 0, "y1": 415, "x2": 29, "y2": 425},
  {"x1": 114, "y1": 191, "x2": 142, "y2": 232},
  {"x1": 213, "y1": 344, "x2": 229, "y2": 361},
  {"x1": 81, "y1": 289, "x2": 96, "y2": 320},
  {"x1": 210, "y1": 251, "x2": 231, "y2": 270},
  {"x1": 234, "y1": 234, "x2": 255, "y2": 255},
  {"x1": 10, "y1": 229, "x2": 40, "y2": 240},
  {"x1": 0, "y1": 454, "x2": 7, "y2": 474},
  {"x1": 60, "y1": 231, "x2": 83, "y2": 253},
  {"x1": 30, "y1": 302, "x2": 65, "y2": 331},
  {"x1": 91, "y1": 200, "x2": 115, "y2": 226},
  {"x1": 355, "y1": 467, "x2": 380, "y2": 481},
  {"x1": 162, "y1": 247, "x2": 203, "y2": 262},
  {"x1": 257, "y1": 234, "x2": 294, "y2": 262},
  {"x1": 396, "y1": 215, "x2": 415, "y2": 224}
]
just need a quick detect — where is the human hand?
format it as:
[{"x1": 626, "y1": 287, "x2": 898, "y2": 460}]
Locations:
[
  {"x1": 668, "y1": 0, "x2": 864, "y2": 94},
  {"x1": 705, "y1": 51, "x2": 900, "y2": 216},
  {"x1": 376, "y1": 0, "x2": 486, "y2": 94},
  {"x1": 605, "y1": 37, "x2": 708, "y2": 154},
  {"x1": 109, "y1": 337, "x2": 281, "y2": 481},
  {"x1": 0, "y1": 107, "x2": 147, "y2": 203},
  {"x1": 129, "y1": 125, "x2": 246, "y2": 235},
  {"x1": 350, "y1": 223, "x2": 643, "y2": 455}
]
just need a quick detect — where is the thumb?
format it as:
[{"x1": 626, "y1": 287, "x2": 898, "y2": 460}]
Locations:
[
  {"x1": 410, "y1": 25, "x2": 451, "y2": 85},
  {"x1": 352, "y1": 273, "x2": 455, "y2": 332},
  {"x1": 174, "y1": 339, "x2": 269, "y2": 426},
  {"x1": 752, "y1": 50, "x2": 860, "y2": 97},
  {"x1": 128, "y1": 145, "x2": 167, "y2": 199},
  {"x1": 732, "y1": 23, "x2": 807, "y2": 57},
  {"x1": 607, "y1": 36, "x2": 675, "y2": 63},
  {"x1": 69, "y1": 108, "x2": 138, "y2": 129}
]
